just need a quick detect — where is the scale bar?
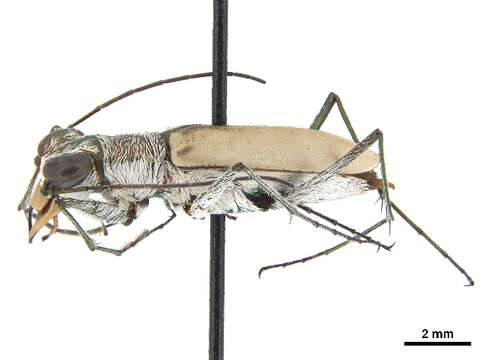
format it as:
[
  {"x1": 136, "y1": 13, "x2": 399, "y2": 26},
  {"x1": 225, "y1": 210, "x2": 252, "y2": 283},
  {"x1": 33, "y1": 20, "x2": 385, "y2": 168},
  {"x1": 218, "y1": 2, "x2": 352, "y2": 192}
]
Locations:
[{"x1": 404, "y1": 341, "x2": 471, "y2": 346}]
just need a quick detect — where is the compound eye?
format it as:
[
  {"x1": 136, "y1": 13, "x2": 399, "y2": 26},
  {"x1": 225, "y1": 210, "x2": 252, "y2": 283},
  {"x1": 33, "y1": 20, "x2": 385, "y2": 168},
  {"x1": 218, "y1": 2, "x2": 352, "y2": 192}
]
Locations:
[{"x1": 43, "y1": 153, "x2": 92, "y2": 189}]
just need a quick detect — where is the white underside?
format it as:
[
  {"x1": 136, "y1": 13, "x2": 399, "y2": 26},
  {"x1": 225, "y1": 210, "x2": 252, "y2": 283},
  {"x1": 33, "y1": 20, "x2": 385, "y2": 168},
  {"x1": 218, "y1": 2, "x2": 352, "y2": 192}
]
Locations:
[{"x1": 166, "y1": 168, "x2": 373, "y2": 218}]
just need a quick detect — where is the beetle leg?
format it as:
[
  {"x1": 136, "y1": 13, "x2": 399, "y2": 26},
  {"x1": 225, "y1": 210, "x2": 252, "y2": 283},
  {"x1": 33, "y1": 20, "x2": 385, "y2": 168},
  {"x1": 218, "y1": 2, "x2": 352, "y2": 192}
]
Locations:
[
  {"x1": 18, "y1": 166, "x2": 40, "y2": 212},
  {"x1": 94, "y1": 209, "x2": 176, "y2": 256},
  {"x1": 310, "y1": 92, "x2": 359, "y2": 142},
  {"x1": 310, "y1": 96, "x2": 473, "y2": 285},
  {"x1": 30, "y1": 208, "x2": 114, "y2": 238},
  {"x1": 189, "y1": 168, "x2": 239, "y2": 218},
  {"x1": 390, "y1": 202, "x2": 474, "y2": 286},
  {"x1": 42, "y1": 220, "x2": 115, "y2": 237},
  {"x1": 40, "y1": 215, "x2": 59, "y2": 241},
  {"x1": 377, "y1": 132, "x2": 393, "y2": 223},
  {"x1": 99, "y1": 220, "x2": 108, "y2": 236},
  {"x1": 235, "y1": 163, "x2": 391, "y2": 250},
  {"x1": 298, "y1": 205, "x2": 390, "y2": 247},
  {"x1": 310, "y1": 97, "x2": 393, "y2": 224},
  {"x1": 312, "y1": 98, "x2": 473, "y2": 285},
  {"x1": 191, "y1": 162, "x2": 391, "y2": 251},
  {"x1": 60, "y1": 198, "x2": 132, "y2": 224},
  {"x1": 284, "y1": 129, "x2": 393, "y2": 223},
  {"x1": 57, "y1": 198, "x2": 176, "y2": 255},
  {"x1": 57, "y1": 203, "x2": 101, "y2": 252},
  {"x1": 258, "y1": 219, "x2": 387, "y2": 277}
]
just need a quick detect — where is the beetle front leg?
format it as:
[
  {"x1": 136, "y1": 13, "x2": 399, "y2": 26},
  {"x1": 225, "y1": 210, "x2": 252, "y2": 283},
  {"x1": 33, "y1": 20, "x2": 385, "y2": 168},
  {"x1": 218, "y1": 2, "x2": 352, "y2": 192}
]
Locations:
[
  {"x1": 35, "y1": 215, "x2": 115, "y2": 238},
  {"x1": 57, "y1": 198, "x2": 128, "y2": 254},
  {"x1": 60, "y1": 198, "x2": 131, "y2": 224},
  {"x1": 58, "y1": 198, "x2": 176, "y2": 255},
  {"x1": 58, "y1": 203, "x2": 103, "y2": 252},
  {"x1": 95, "y1": 209, "x2": 176, "y2": 255}
]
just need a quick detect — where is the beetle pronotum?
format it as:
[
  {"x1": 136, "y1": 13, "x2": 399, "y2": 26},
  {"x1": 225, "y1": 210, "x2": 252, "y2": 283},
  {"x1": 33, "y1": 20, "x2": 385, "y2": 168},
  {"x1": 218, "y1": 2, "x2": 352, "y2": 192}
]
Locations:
[{"x1": 18, "y1": 72, "x2": 474, "y2": 286}]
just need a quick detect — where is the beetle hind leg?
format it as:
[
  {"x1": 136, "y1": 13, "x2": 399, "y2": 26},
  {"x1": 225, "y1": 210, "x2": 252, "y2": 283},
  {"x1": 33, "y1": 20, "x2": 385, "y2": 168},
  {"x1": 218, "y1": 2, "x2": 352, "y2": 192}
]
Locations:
[
  {"x1": 390, "y1": 202, "x2": 474, "y2": 286},
  {"x1": 309, "y1": 93, "x2": 393, "y2": 222},
  {"x1": 309, "y1": 98, "x2": 394, "y2": 223},
  {"x1": 286, "y1": 129, "x2": 393, "y2": 222},
  {"x1": 310, "y1": 94, "x2": 474, "y2": 285},
  {"x1": 310, "y1": 92, "x2": 359, "y2": 142}
]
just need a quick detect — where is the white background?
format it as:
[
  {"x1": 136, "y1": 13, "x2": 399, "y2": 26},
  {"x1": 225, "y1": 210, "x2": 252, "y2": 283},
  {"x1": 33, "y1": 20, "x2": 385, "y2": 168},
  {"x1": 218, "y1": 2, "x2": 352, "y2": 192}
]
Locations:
[{"x1": 1, "y1": 1, "x2": 483, "y2": 359}]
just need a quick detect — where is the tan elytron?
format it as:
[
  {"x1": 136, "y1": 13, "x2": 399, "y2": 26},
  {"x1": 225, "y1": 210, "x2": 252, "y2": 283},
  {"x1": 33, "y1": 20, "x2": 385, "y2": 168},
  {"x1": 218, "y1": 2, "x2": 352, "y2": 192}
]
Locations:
[{"x1": 169, "y1": 126, "x2": 379, "y2": 174}]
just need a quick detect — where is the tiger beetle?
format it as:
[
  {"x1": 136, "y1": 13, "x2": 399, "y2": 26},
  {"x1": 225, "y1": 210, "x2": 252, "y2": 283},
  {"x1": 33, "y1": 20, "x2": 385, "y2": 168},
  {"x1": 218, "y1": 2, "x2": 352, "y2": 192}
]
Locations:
[{"x1": 17, "y1": 72, "x2": 474, "y2": 286}]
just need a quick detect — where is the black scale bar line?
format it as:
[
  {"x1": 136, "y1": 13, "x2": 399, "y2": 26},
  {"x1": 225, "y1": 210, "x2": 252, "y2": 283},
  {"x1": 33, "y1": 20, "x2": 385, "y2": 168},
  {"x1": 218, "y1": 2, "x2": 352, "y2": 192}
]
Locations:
[{"x1": 404, "y1": 341, "x2": 472, "y2": 346}]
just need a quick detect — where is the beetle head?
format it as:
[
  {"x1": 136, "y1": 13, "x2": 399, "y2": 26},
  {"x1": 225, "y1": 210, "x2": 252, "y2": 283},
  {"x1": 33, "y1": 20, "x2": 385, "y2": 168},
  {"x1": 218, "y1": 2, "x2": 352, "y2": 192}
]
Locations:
[{"x1": 19, "y1": 126, "x2": 101, "y2": 241}]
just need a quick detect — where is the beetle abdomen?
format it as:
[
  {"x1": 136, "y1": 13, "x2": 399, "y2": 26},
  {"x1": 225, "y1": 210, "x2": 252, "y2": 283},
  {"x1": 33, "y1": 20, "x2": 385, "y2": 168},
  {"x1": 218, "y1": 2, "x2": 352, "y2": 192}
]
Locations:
[{"x1": 168, "y1": 126, "x2": 378, "y2": 174}]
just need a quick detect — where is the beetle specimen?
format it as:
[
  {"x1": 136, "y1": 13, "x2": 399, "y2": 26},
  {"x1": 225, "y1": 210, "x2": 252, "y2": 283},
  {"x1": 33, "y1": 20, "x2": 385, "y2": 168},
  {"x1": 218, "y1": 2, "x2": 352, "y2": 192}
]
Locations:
[{"x1": 18, "y1": 72, "x2": 474, "y2": 286}]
